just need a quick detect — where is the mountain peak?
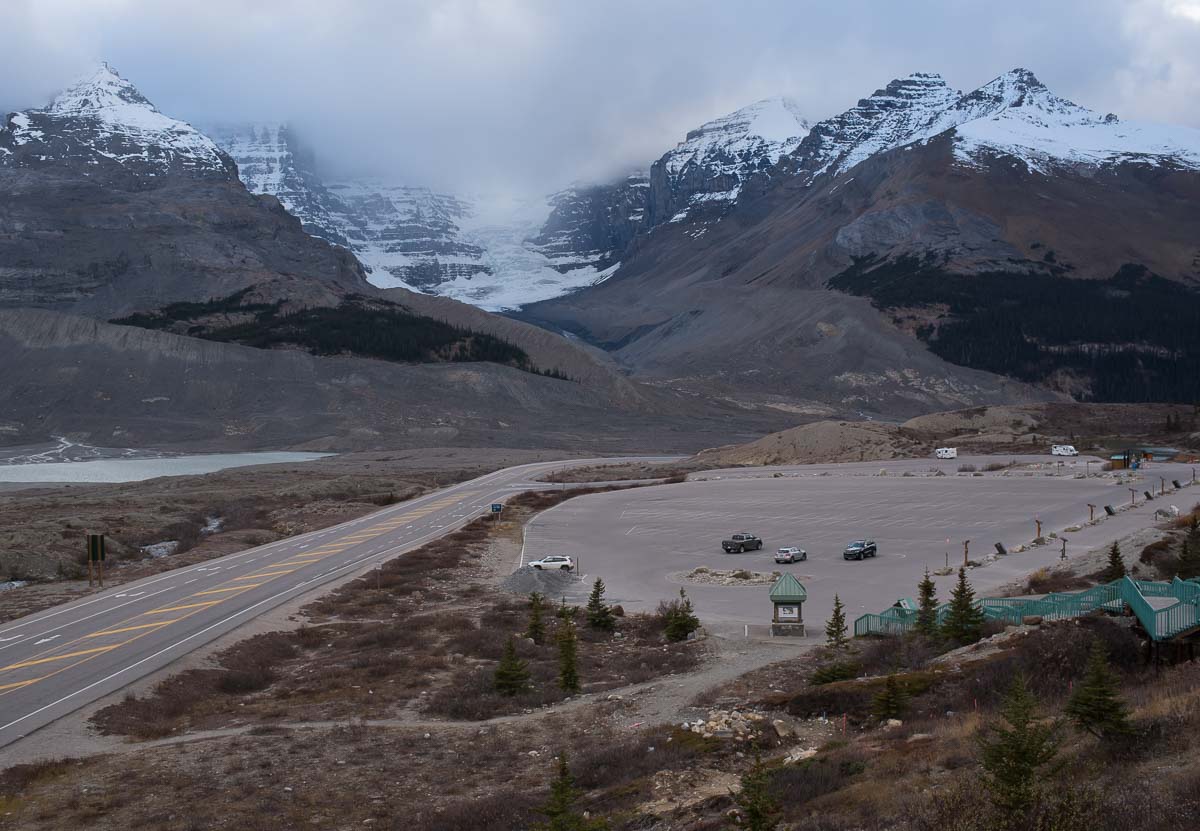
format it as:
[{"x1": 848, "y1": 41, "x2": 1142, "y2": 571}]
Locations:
[
  {"x1": 48, "y1": 62, "x2": 157, "y2": 117},
  {"x1": 1, "y1": 61, "x2": 235, "y2": 182},
  {"x1": 652, "y1": 95, "x2": 812, "y2": 223}
]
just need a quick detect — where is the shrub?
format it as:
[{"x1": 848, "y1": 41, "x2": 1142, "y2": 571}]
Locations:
[
  {"x1": 658, "y1": 588, "x2": 701, "y2": 642},
  {"x1": 810, "y1": 660, "x2": 861, "y2": 686}
]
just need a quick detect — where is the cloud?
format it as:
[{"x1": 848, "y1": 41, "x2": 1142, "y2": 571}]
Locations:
[{"x1": 1, "y1": 0, "x2": 1197, "y2": 193}]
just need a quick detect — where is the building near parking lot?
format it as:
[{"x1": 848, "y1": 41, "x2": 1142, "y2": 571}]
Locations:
[{"x1": 769, "y1": 573, "x2": 807, "y2": 636}]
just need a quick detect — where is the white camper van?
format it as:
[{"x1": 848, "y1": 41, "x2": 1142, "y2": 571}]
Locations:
[
  {"x1": 1051, "y1": 445, "x2": 1079, "y2": 456},
  {"x1": 935, "y1": 447, "x2": 958, "y2": 459}
]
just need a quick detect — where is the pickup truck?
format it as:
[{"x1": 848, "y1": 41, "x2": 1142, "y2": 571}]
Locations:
[{"x1": 722, "y1": 533, "x2": 763, "y2": 554}]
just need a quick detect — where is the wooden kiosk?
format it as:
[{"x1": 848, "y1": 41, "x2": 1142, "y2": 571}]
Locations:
[{"x1": 769, "y1": 573, "x2": 807, "y2": 636}]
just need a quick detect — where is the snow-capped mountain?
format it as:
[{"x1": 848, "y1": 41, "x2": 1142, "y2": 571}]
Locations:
[
  {"x1": 786, "y1": 68, "x2": 1200, "y2": 182},
  {"x1": 788, "y1": 73, "x2": 960, "y2": 180},
  {"x1": 647, "y1": 96, "x2": 810, "y2": 225},
  {"x1": 0, "y1": 63, "x2": 235, "y2": 183},
  {"x1": 932, "y1": 69, "x2": 1200, "y2": 173},
  {"x1": 521, "y1": 67, "x2": 1200, "y2": 411},
  {"x1": 206, "y1": 123, "x2": 348, "y2": 244},
  {"x1": 211, "y1": 124, "x2": 629, "y2": 309}
]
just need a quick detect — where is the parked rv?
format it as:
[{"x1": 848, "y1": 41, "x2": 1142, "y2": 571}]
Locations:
[{"x1": 935, "y1": 447, "x2": 958, "y2": 459}]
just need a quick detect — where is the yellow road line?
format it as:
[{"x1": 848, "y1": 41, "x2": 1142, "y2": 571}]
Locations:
[
  {"x1": 193, "y1": 585, "x2": 259, "y2": 597},
  {"x1": 86, "y1": 620, "x2": 179, "y2": 638},
  {"x1": 238, "y1": 564, "x2": 295, "y2": 578},
  {"x1": 1, "y1": 644, "x2": 122, "y2": 672},
  {"x1": 0, "y1": 677, "x2": 43, "y2": 691},
  {"x1": 281, "y1": 558, "x2": 324, "y2": 565},
  {"x1": 144, "y1": 600, "x2": 223, "y2": 614}
]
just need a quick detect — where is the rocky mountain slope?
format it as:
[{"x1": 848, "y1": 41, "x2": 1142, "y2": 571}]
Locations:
[
  {"x1": 522, "y1": 69, "x2": 1200, "y2": 407},
  {"x1": 0, "y1": 308, "x2": 787, "y2": 452},
  {"x1": 0, "y1": 64, "x2": 366, "y2": 317},
  {"x1": 0, "y1": 64, "x2": 798, "y2": 451}
]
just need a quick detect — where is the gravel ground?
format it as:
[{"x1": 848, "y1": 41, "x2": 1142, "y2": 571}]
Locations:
[{"x1": 501, "y1": 564, "x2": 587, "y2": 598}]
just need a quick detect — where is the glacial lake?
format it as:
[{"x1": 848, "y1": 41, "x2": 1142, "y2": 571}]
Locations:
[{"x1": 0, "y1": 452, "x2": 333, "y2": 484}]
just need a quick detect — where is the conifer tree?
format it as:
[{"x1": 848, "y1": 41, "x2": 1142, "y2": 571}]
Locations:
[
  {"x1": 941, "y1": 567, "x2": 986, "y2": 646},
  {"x1": 663, "y1": 587, "x2": 700, "y2": 642},
  {"x1": 977, "y1": 675, "x2": 1062, "y2": 818},
  {"x1": 731, "y1": 754, "x2": 780, "y2": 831},
  {"x1": 493, "y1": 635, "x2": 531, "y2": 696},
  {"x1": 915, "y1": 568, "x2": 939, "y2": 637},
  {"x1": 557, "y1": 596, "x2": 577, "y2": 621},
  {"x1": 1100, "y1": 541, "x2": 1127, "y2": 583},
  {"x1": 825, "y1": 594, "x2": 849, "y2": 649},
  {"x1": 1065, "y1": 639, "x2": 1132, "y2": 740},
  {"x1": 532, "y1": 753, "x2": 608, "y2": 831},
  {"x1": 871, "y1": 674, "x2": 909, "y2": 722},
  {"x1": 557, "y1": 616, "x2": 581, "y2": 693},
  {"x1": 1179, "y1": 538, "x2": 1200, "y2": 580},
  {"x1": 526, "y1": 592, "x2": 546, "y2": 644},
  {"x1": 585, "y1": 578, "x2": 616, "y2": 632}
]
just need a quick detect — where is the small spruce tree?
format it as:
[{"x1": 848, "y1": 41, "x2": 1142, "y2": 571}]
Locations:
[
  {"x1": 663, "y1": 588, "x2": 700, "y2": 642},
  {"x1": 915, "y1": 568, "x2": 939, "y2": 637},
  {"x1": 731, "y1": 754, "x2": 780, "y2": 831},
  {"x1": 557, "y1": 596, "x2": 577, "y2": 621},
  {"x1": 1178, "y1": 538, "x2": 1200, "y2": 580},
  {"x1": 557, "y1": 616, "x2": 581, "y2": 693},
  {"x1": 493, "y1": 635, "x2": 531, "y2": 696},
  {"x1": 871, "y1": 674, "x2": 909, "y2": 722},
  {"x1": 1065, "y1": 639, "x2": 1132, "y2": 740},
  {"x1": 824, "y1": 594, "x2": 849, "y2": 649},
  {"x1": 526, "y1": 592, "x2": 547, "y2": 644},
  {"x1": 585, "y1": 577, "x2": 616, "y2": 632},
  {"x1": 1100, "y1": 541, "x2": 1127, "y2": 583},
  {"x1": 532, "y1": 753, "x2": 608, "y2": 831},
  {"x1": 977, "y1": 675, "x2": 1062, "y2": 818},
  {"x1": 941, "y1": 568, "x2": 986, "y2": 646}
]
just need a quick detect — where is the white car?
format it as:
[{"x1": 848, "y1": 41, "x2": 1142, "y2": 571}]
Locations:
[
  {"x1": 935, "y1": 447, "x2": 958, "y2": 459},
  {"x1": 775, "y1": 547, "x2": 807, "y2": 563},
  {"x1": 1051, "y1": 445, "x2": 1079, "y2": 456},
  {"x1": 528, "y1": 555, "x2": 575, "y2": 571}
]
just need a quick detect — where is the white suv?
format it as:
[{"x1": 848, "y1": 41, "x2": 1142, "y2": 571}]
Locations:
[
  {"x1": 775, "y1": 547, "x2": 807, "y2": 563},
  {"x1": 528, "y1": 555, "x2": 575, "y2": 571}
]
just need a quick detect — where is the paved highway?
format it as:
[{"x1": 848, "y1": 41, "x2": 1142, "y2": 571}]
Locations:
[{"x1": 0, "y1": 456, "x2": 674, "y2": 753}]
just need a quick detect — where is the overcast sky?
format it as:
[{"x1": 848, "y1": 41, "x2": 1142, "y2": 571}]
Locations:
[{"x1": 3, "y1": 0, "x2": 1199, "y2": 193}]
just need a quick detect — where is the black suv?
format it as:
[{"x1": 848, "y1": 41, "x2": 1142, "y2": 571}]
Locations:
[{"x1": 843, "y1": 540, "x2": 877, "y2": 560}]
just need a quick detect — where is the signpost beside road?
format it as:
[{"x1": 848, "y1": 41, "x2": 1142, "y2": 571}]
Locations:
[
  {"x1": 490, "y1": 503, "x2": 503, "y2": 523},
  {"x1": 87, "y1": 533, "x2": 106, "y2": 587}
]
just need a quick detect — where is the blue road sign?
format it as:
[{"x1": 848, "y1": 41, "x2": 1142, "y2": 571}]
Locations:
[{"x1": 491, "y1": 503, "x2": 504, "y2": 513}]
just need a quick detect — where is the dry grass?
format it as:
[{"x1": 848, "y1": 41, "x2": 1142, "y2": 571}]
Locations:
[{"x1": 91, "y1": 509, "x2": 702, "y2": 738}]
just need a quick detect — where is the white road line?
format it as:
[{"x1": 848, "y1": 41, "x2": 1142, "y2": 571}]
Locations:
[{"x1": 0, "y1": 585, "x2": 180, "y2": 653}]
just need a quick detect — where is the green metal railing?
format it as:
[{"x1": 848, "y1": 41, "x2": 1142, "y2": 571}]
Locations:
[{"x1": 854, "y1": 576, "x2": 1200, "y2": 642}]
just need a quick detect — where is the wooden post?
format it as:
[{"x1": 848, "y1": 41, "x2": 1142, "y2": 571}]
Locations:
[
  {"x1": 1161, "y1": 477, "x2": 1166, "y2": 495},
  {"x1": 1088, "y1": 504, "x2": 1096, "y2": 522},
  {"x1": 963, "y1": 539, "x2": 970, "y2": 567},
  {"x1": 1129, "y1": 488, "x2": 1137, "y2": 506},
  {"x1": 1035, "y1": 518, "x2": 1042, "y2": 539}
]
